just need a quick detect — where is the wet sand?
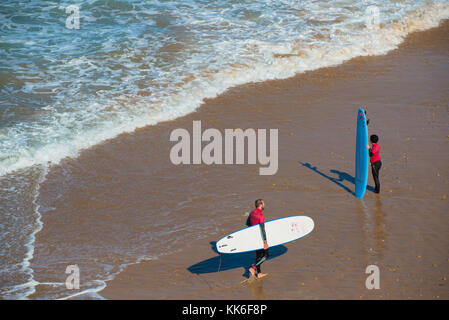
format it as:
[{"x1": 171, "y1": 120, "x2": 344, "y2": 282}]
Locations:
[{"x1": 33, "y1": 20, "x2": 448, "y2": 299}]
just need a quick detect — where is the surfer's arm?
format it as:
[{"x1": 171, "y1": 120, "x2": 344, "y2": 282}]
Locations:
[
  {"x1": 259, "y1": 223, "x2": 268, "y2": 249},
  {"x1": 366, "y1": 145, "x2": 373, "y2": 157},
  {"x1": 368, "y1": 144, "x2": 377, "y2": 158}
]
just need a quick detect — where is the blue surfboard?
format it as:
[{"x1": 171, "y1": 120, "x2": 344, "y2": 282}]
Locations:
[{"x1": 355, "y1": 108, "x2": 369, "y2": 198}]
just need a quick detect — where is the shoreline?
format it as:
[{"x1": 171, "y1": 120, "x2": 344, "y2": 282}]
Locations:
[
  {"x1": 99, "y1": 20, "x2": 449, "y2": 300},
  {"x1": 31, "y1": 19, "x2": 449, "y2": 300}
]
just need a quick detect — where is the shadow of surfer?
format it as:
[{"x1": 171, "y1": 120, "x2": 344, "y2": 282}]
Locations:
[
  {"x1": 300, "y1": 162, "x2": 375, "y2": 194},
  {"x1": 187, "y1": 241, "x2": 287, "y2": 279}
]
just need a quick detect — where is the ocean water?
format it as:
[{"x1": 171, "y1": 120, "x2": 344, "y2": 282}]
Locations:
[{"x1": 1, "y1": 0, "x2": 449, "y2": 299}]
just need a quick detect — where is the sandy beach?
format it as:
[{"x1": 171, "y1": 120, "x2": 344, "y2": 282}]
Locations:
[{"x1": 20, "y1": 18, "x2": 448, "y2": 300}]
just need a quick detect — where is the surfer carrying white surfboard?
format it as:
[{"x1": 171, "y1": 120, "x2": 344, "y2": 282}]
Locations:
[{"x1": 247, "y1": 199, "x2": 269, "y2": 279}]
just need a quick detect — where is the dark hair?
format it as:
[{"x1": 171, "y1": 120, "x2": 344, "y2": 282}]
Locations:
[
  {"x1": 370, "y1": 134, "x2": 379, "y2": 143},
  {"x1": 255, "y1": 199, "x2": 264, "y2": 208}
]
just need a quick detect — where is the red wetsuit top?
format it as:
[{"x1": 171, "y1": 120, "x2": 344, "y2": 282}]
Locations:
[
  {"x1": 370, "y1": 143, "x2": 381, "y2": 164},
  {"x1": 249, "y1": 208, "x2": 265, "y2": 226},
  {"x1": 249, "y1": 208, "x2": 267, "y2": 242}
]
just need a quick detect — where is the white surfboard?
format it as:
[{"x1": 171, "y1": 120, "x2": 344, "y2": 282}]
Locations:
[{"x1": 216, "y1": 215, "x2": 314, "y2": 254}]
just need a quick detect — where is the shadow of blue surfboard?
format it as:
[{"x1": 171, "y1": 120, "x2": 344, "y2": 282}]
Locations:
[{"x1": 299, "y1": 162, "x2": 375, "y2": 194}]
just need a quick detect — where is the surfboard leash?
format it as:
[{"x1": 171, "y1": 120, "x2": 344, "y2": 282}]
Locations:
[{"x1": 217, "y1": 253, "x2": 222, "y2": 273}]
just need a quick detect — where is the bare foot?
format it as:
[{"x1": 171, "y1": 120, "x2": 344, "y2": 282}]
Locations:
[
  {"x1": 257, "y1": 273, "x2": 268, "y2": 279},
  {"x1": 249, "y1": 267, "x2": 256, "y2": 278}
]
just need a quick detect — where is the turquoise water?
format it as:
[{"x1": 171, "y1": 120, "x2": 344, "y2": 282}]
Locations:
[{"x1": 1, "y1": 0, "x2": 449, "y2": 300}]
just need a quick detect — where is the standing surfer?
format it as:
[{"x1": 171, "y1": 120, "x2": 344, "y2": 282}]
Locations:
[
  {"x1": 366, "y1": 134, "x2": 382, "y2": 193},
  {"x1": 247, "y1": 199, "x2": 269, "y2": 279}
]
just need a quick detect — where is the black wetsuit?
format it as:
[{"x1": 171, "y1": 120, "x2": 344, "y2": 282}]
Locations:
[
  {"x1": 248, "y1": 208, "x2": 269, "y2": 273},
  {"x1": 369, "y1": 144, "x2": 382, "y2": 193},
  {"x1": 253, "y1": 223, "x2": 268, "y2": 273}
]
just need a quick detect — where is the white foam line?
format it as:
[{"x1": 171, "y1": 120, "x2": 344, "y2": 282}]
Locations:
[
  {"x1": 57, "y1": 260, "x2": 146, "y2": 300},
  {"x1": 57, "y1": 252, "x2": 176, "y2": 300},
  {"x1": 19, "y1": 165, "x2": 48, "y2": 300},
  {"x1": 57, "y1": 280, "x2": 107, "y2": 301}
]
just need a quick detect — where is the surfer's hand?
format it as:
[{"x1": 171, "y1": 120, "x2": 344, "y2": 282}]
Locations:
[
  {"x1": 365, "y1": 145, "x2": 370, "y2": 149},
  {"x1": 263, "y1": 241, "x2": 268, "y2": 250}
]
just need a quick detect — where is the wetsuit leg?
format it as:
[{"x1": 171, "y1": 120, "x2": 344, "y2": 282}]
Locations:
[
  {"x1": 371, "y1": 161, "x2": 382, "y2": 193},
  {"x1": 254, "y1": 249, "x2": 268, "y2": 273}
]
